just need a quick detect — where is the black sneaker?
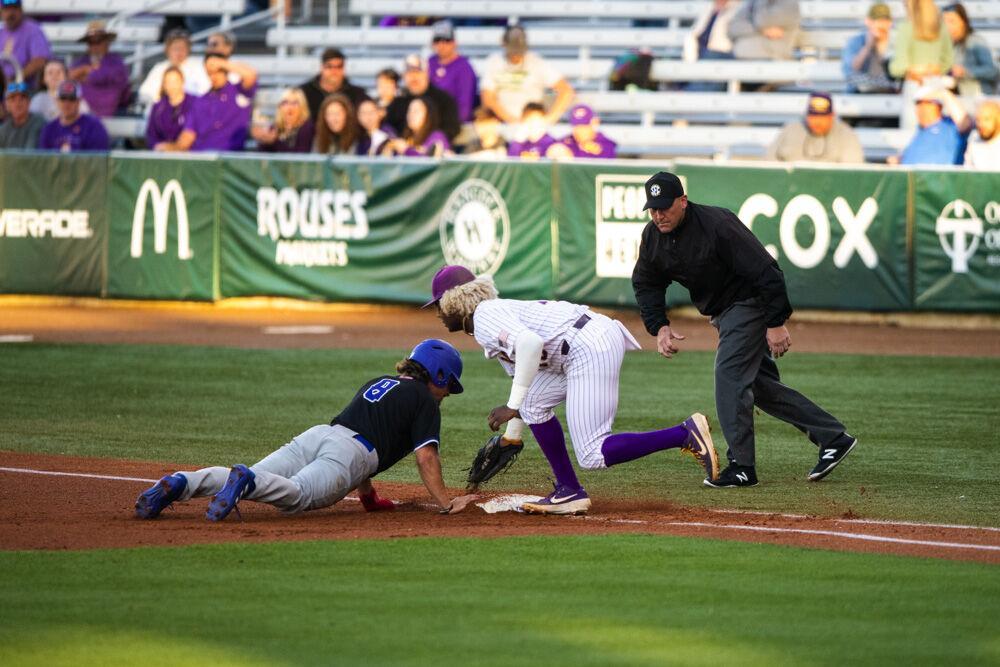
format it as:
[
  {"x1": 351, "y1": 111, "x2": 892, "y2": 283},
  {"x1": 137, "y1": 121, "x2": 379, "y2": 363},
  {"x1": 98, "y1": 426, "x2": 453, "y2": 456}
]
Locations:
[
  {"x1": 703, "y1": 464, "x2": 758, "y2": 488},
  {"x1": 808, "y1": 437, "x2": 857, "y2": 481}
]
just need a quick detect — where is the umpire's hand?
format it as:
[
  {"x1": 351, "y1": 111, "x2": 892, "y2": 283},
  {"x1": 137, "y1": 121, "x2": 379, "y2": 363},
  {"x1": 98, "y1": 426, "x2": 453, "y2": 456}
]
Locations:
[
  {"x1": 766, "y1": 326, "x2": 792, "y2": 358},
  {"x1": 656, "y1": 325, "x2": 686, "y2": 359}
]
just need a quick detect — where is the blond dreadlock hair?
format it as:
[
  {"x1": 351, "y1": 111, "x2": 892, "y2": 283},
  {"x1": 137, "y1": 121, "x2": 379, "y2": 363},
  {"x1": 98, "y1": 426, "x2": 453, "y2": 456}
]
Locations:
[{"x1": 438, "y1": 274, "x2": 499, "y2": 320}]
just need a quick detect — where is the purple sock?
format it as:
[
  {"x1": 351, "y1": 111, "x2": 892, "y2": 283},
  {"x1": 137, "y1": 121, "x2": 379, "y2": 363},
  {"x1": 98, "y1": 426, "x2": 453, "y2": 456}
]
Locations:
[
  {"x1": 601, "y1": 424, "x2": 689, "y2": 467},
  {"x1": 529, "y1": 416, "x2": 581, "y2": 490}
]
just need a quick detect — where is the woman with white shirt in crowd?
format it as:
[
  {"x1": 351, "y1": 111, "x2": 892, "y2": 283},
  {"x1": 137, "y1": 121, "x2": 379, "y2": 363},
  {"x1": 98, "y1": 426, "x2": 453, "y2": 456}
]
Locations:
[{"x1": 137, "y1": 29, "x2": 211, "y2": 107}]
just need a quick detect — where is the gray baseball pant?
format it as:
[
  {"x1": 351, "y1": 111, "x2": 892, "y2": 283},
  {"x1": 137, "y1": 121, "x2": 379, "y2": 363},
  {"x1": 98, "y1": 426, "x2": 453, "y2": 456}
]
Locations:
[
  {"x1": 713, "y1": 300, "x2": 848, "y2": 468},
  {"x1": 175, "y1": 424, "x2": 379, "y2": 513}
]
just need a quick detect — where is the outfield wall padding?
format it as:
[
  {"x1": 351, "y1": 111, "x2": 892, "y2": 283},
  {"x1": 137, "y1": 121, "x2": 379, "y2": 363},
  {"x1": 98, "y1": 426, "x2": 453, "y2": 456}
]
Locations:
[{"x1": 1, "y1": 152, "x2": 997, "y2": 312}]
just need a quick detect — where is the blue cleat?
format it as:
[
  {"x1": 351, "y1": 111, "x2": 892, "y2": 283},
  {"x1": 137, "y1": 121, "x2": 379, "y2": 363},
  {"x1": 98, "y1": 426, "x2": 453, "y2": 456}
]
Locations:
[
  {"x1": 135, "y1": 474, "x2": 187, "y2": 519},
  {"x1": 206, "y1": 465, "x2": 256, "y2": 522}
]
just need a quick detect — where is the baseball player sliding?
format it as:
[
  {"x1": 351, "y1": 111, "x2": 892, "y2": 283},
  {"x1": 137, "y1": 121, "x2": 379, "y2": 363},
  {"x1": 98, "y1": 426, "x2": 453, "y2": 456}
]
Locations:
[
  {"x1": 426, "y1": 265, "x2": 719, "y2": 515},
  {"x1": 135, "y1": 339, "x2": 477, "y2": 520}
]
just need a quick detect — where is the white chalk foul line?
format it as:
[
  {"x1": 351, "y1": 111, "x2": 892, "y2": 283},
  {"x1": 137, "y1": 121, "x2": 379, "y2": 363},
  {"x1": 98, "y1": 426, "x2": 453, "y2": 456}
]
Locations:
[
  {"x1": 665, "y1": 521, "x2": 1000, "y2": 553},
  {"x1": 262, "y1": 326, "x2": 333, "y2": 335},
  {"x1": 0, "y1": 334, "x2": 33, "y2": 343},
  {"x1": 710, "y1": 508, "x2": 1000, "y2": 533},
  {"x1": 0, "y1": 466, "x2": 157, "y2": 483}
]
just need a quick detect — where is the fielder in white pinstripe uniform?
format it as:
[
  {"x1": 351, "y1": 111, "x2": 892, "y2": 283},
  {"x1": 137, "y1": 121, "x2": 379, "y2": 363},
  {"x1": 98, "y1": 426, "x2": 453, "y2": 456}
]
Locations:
[{"x1": 425, "y1": 265, "x2": 719, "y2": 515}]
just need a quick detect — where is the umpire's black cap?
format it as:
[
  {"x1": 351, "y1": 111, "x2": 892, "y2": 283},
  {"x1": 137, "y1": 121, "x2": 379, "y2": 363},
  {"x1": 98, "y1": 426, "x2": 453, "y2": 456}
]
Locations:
[{"x1": 643, "y1": 171, "x2": 685, "y2": 210}]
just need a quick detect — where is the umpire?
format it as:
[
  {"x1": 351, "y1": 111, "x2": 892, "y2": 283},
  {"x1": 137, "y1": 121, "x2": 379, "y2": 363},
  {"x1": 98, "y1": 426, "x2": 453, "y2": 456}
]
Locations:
[{"x1": 631, "y1": 171, "x2": 857, "y2": 487}]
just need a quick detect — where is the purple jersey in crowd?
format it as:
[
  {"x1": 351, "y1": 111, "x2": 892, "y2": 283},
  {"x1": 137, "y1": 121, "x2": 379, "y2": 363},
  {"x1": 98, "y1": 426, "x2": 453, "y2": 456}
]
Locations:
[
  {"x1": 38, "y1": 113, "x2": 110, "y2": 152},
  {"x1": 70, "y1": 53, "x2": 130, "y2": 117},
  {"x1": 185, "y1": 80, "x2": 257, "y2": 151},
  {"x1": 145, "y1": 95, "x2": 196, "y2": 148},
  {"x1": 559, "y1": 132, "x2": 617, "y2": 158},
  {"x1": 0, "y1": 18, "x2": 51, "y2": 82},
  {"x1": 258, "y1": 120, "x2": 315, "y2": 153},
  {"x1": 403, "y1": 130, "x2": 450, "y2": 156},
  {"x1": 428, "y1": 54, "x2": 478, "y2": 122},
  {"x1": 508, "y1": 134, "x2": 556, "y2": 158}
]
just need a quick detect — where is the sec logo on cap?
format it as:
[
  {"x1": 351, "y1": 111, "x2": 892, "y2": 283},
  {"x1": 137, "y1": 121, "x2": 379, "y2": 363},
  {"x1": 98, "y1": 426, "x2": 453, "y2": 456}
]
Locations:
[{"x1": 650, "y1": 184, "x2": 661, "y2": 197}]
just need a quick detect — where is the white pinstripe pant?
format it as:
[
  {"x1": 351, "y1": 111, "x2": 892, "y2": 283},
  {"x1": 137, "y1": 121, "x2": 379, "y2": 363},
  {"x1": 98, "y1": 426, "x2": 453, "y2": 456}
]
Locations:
[{"x1": 516, "y1": 313, "x2": 639, "y2": 470}]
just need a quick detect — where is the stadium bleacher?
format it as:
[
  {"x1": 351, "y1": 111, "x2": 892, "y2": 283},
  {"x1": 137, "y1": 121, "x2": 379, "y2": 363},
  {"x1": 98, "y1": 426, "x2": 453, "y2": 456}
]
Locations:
[{"x1": 16, "y1": 0, "x2": 1000, "y2": 160}]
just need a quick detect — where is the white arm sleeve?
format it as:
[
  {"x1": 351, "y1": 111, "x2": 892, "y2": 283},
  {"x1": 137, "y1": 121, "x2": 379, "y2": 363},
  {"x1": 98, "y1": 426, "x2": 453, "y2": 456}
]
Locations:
[{"x1": 507, "y1": 330, "x2": 543, "y2": 410}]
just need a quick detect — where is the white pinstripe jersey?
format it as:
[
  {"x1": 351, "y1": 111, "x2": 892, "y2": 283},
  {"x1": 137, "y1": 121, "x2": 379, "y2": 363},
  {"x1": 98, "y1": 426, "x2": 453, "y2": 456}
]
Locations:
[{"x1": 472, "y1": 298, "x2": 590, "y2": 370}]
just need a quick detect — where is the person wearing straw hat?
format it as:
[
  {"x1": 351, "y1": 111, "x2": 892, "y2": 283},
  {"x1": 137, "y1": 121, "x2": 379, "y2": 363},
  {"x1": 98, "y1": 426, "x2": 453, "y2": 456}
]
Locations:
[{"x1": 68, "y1": 20, "x2": 130, "y2": 117}]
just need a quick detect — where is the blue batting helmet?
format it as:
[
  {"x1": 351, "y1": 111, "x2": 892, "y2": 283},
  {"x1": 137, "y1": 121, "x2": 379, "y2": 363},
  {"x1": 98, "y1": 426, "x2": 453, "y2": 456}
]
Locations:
[{"x1": 409, "y1": 338, "x2": 464, "y2": 394}]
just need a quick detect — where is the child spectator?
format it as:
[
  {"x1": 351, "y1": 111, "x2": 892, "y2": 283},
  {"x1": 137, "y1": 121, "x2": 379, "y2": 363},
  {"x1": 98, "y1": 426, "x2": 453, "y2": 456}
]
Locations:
[
  {"x1": 314, "y1": 93, "x2": 360, "y2": 155},
  {"x1": 507, "y1": 102, "x2": 556, "y2": 159},
  {"x1": 558, "y1": 104, "x2": 616, "y2": 159},
  {"x1": 356, "y1": 97, "x2": 394, "y2": 156},
  {"x1": 942, "y1": 3, "x2": 999, "y2": 96},
  {"x1": 252, "y1": 87, "x2": 314, "y2": 153},
  {"x1": 465, "y1": 106, "x2": 507, "y2": 158},
  {"x1": 383, "y1": 97, "x2": 450, "y2": 157},
  {"x1": 69, "y1": 21, "x2": 130, "y2": 117},
  {"x1": 428, "y1": 20, "x2": 478, "y2": 123},
  {"x1": 38, "y1": 80, "x2": 109, "y2": 152},
  {"x1": 146, "y1": 66, "x2": 195, "y2": 149},
  {"x1": 30, "y1": 59, "x2": 90, "y2": 121}
]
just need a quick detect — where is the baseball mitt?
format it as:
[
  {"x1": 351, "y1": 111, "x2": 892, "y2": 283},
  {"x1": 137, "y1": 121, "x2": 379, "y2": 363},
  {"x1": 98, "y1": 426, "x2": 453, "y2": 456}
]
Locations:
[{"x1": 466, "y1": 435, "x2": 524, "y2": 491}]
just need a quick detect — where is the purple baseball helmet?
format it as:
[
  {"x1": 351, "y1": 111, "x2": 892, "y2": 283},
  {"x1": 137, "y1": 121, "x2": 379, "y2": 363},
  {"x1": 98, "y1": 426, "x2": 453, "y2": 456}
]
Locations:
[{"x1": 422, "y1": 265, "x2": 476, "y2": 308}]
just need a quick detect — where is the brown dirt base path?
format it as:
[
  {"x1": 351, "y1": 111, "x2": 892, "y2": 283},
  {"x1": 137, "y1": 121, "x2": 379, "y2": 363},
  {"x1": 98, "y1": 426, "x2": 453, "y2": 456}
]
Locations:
[{"x1": 2, "y1": 452, "x2": 998, "y2": 564}]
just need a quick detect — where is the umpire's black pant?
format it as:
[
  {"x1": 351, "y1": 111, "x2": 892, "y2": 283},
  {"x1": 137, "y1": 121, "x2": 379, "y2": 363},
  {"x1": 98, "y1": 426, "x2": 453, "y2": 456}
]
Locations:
[{"x1": 712, "y1": 299, "x2": 848, "y2": 468}]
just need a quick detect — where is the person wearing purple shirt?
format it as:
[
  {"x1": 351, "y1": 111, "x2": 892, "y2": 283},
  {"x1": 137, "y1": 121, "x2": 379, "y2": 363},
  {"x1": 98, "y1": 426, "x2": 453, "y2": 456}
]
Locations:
[
  {"x1": 507, "y1": 102, "x2": 557, "y2": 159},
  {"x1": 251, "y1": 87, "x2": 314, "y2": 153},
  {"x1": 68, "y1": 21, "x2": 130, "y2": 117},
  {"x1": 146, "y1": 66, "x2": 195, "y2": 149},
  {"x1": 38, "y1": 80, "x2": 110, "y2": 152},
  {"x1": 0, "y1": 0, "x2": 51, "y2": 86},
  {"x1": 558, "y1": 104, "x2": 617, "y2": 159},
  {"x1": 157, "y1": 52, "x2": 258, "y2": 153},
  {"x1": 427, "y1": 20, "x2": 478, "y2": 123},
  {"x1": 382, "y1": 97, "x2": 451, "y2": 157}
]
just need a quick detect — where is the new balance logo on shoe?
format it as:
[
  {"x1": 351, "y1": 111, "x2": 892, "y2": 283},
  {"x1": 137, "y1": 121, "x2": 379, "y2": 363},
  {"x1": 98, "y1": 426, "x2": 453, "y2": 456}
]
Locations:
[
  {"x1": 736, "y1": 472, "x2": 748, "y2": 482},
  {"x1": 822, "y1": 449, "x2": 836, "y2": 460}
]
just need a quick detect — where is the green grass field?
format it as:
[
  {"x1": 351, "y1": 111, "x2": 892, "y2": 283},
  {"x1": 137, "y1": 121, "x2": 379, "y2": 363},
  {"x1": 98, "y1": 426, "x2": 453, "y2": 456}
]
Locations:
[{"x1": 1, "y1": 343, "x2": 998, "y2": 666}]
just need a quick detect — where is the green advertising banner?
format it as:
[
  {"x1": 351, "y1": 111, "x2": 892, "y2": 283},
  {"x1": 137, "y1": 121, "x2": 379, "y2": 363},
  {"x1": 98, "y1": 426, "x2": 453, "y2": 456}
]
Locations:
[
  {"x1": 0, "y1": 152, "x2": 106, "y2": 295},
  {"x1": 673, "y1": 162, "x2": 912, "y2": 311},
  {"x1": 107, "y1": 154, "x2": 220, "y2": 300},
  {"x1": 219, "y1": 157, "x2": 553, "y2": 303},
  {"x1": 913, "y1": 170, "x2": 1000, "y2": 311}
]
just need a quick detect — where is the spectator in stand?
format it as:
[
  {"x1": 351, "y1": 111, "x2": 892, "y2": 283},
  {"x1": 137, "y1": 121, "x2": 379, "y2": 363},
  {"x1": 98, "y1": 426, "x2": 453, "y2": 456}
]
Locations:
[
  {"x1": 356, "y1": 97, "x2": 394, "y2": 156},
  {"x1": 387, "y1": 54, "x2": 460, "y2": 142},
  {"x1": 557, "y1": 103, "x2": 616, "y2": 159},
  {"x1": 943, "y1": 3, "x2": 999, "y2": 96},
  {"x1": 138, "y1": 29, "x2": 211, "y2": 106},
  {"x1": 38, "y1": 80, "x2": 109, "y2": 152},
  {"x1": 146, "y1": 66, "x2": 195, "y2": 150},
  {"x1": 69, "y1": 21, "x2": 130, "y2": 117},
  {"x1": 383, "y1": 97, "x2": 451, "y2": 157},
  {"x1": 299, "y1": 48, "x2": 368, "y2": 123},
  {"x1": 465, "y1": 106, "x2": 507, "y2": 158},
  {"x1": 0, "y1": 0, "x2": 50, "y2": 88},
  {"x1": 481, "y1": 25, "x2": 574, "y2": 126},
  {"x1": 375, "y1": 68, "x2": 399, "y2": 114},
  {"x1": 767, "y1": 92, "x2": 865, "y2": 163},
  {"x1": 314, "y1": 93, "x2": 360, "y2": 155},
  {"x1": 890, "y1": 0, "x2": 953, "y2": 85},
  {"x1": 842, "y1": 3, "x2": 898, "y2": 94},
  {"x1": 507, "y1": 102, "x2": 556, "y2": 159},
  {"x1": 205, "y1": 31, "x2": 235, "y2": 58},
  {"x1": 684, "y1": 0, "x2": 739, "y2": 62},
  {"x1": 252, "y1": 88, "x2": 314, "y2": 153},
  {"x1": 965, "y1": 101, "x2": 1000, "y2": 168},
  {"x1": 156, "y1": 52, "x2": 258, "y2": 152},
  {"x1": 0, "y1": 81, "x2": 43, "y2": 147},
  {"x1": 30, "y1": 59, "x2": 90, "y2": 121},
  {"x1": 889, "y1": 86, "x2": 972, "y2": 165},
  {"x1": 428, "y1": 20, "x2": 477, "y2": 123},
  {"x1": 727, "y1": 0, "x2": 801, "y2": 60}
]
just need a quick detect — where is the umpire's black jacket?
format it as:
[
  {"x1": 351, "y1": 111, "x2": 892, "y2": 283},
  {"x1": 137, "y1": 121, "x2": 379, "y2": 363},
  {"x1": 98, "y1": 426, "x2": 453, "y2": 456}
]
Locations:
[{"x1": 631, "y1": 201, "x2": 793, "y2": 336}]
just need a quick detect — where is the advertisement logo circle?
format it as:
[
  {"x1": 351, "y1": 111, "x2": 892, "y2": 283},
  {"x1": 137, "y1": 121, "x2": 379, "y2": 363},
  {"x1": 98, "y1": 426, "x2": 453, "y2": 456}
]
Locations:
[{"x1": 439, "y1": 178, "x2": 510, "y2": 275}]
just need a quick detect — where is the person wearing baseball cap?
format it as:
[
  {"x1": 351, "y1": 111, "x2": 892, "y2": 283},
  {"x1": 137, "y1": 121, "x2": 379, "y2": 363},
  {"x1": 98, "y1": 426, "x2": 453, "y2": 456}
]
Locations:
[
  {"x1": 766, "y1": 91, "x2": 864, "y2": 163},
  {"x1": 0, "y1": 80, "x2": 45, "y2": 148},
  {"x1": 557, "y1": 103, "x2": 617, "y2": 159},
  {"x1": 385, "y1": 52, "x2": 460, "y2": 141},
  {"x1": 891, "y1": 85, "x2": 973, "y2": 165},
  {"x1": 841, "y1": 3, "x2": 897, "y2": 94},
  {"x1": 480, "y1": 24, "x2": 575, "y2": 126},
  {"x1": 0, "y1": 0, "x2": 52, "y2": 86},
  {"x1": 428, "y1": 20, "x2": 477, "y2": 123},
  {"x1": 633, "y1": 170, "x2": 858, "y2": 488},
  {"x1": 37, "y1": 80, "x2": 110, "y2": 152},
  {"x1": 67, "y1": 20, "x2": 129, "y2": 117}
]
